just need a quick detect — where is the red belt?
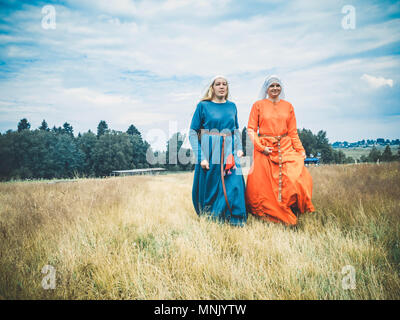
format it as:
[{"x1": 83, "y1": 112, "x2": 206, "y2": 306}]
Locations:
[{"x1": 201, "y1": 129, "x2": 233, "y2": 215}]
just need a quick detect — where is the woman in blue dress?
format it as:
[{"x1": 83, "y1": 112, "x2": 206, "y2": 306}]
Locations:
[{"x1": 189, "y1": 76, "x2": 247, "y2": 226}]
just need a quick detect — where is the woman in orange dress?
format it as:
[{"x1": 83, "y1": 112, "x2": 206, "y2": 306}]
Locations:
[{"x1": 245, "y1": 75, "x2": 315, "y2": 225}]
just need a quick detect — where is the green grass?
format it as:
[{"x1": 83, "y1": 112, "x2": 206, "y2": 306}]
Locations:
[{"x1": 0, "y1": 162, "x2": 399, "y2": 299}]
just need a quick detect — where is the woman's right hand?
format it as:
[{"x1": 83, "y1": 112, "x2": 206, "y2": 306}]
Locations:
[
  {"x1": 200, "y1": 159, "x2": 210, "y2": 170},
  {"x1": 262, "y1": 146, "x2": 273, "y2": 155}
]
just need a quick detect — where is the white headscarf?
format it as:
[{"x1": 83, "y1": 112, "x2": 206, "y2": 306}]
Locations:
[
  {"x1": 201, "y1": 75, "x2": 228, "y2": 99},
  {"x1": 258, "y1": 75, "x2": 285, "y2": 100}
]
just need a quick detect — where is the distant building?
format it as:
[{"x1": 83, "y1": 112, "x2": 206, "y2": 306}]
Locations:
[
  {"x1": 110, "y1": 168, "x2": 166, "y2": 176},
  {"x1": 377, "y1": 138, "x2": 385, "y2": 144}
]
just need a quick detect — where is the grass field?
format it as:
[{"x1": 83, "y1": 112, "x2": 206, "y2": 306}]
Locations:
[{"x1": 0, "y1": 162, "x2": 399, "y2": 299}]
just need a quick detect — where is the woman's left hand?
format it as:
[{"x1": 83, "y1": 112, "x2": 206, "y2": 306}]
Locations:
[{"x1": 237, "y1": 150, "x2": 244, "y2": 158}]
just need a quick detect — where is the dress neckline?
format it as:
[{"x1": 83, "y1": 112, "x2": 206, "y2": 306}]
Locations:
[
  {"x1": 208, "y1": 100, "x2": 228, "y2": 105},
  {"x1": 266, "y1": 98, "x2": 281, "y2": 104}
]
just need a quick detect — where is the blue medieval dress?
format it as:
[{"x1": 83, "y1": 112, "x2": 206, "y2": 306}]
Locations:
[{"x1": 189, "y1": 100, "x2": 247, "y2": 226}]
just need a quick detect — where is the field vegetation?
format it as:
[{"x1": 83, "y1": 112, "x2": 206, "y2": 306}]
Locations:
[{"x1": 0, "y1": 162, "x2": 399, "y2": 299}]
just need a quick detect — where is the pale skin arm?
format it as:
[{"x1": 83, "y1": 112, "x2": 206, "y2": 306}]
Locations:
[
  {"x1": 200, "y1": 159, "x2": 210, "y2": 170},
  {"x1": 262, "y1": 147, "x2": 305, "y2": 158},
  {"x1": 262, "y1": 146, "x2": 273, "y2": 155}
]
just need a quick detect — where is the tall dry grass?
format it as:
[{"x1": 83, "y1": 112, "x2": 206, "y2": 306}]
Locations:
[{"x1": 0, "y1": 163, "x2": 399, "y2": 299}]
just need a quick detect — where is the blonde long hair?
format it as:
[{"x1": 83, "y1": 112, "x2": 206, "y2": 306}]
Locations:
[{"x1": 201, "y1": 76, "x2": 229, "y2": 101}]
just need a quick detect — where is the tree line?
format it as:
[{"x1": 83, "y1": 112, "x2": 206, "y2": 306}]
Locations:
[
  {"x1": 1, "y1": 119, "x2": 399, "y2": 181},
  {"x1": 360, "y1": 145, "x2": 400, "y2": 163},
  {"x1": 242, "y1": 127, "x2": 400, "y2": 164},
  {"x1": 241, "y1": 127, "x2": 356, "y2": 164},
  {"x1": 0, "y1": 119, "x2": 152, "y2": 181}
]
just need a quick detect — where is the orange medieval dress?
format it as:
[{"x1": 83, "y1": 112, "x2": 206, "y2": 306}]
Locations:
[{"x1": 245, "y1": 99, "x2": 315, "y2": 225}]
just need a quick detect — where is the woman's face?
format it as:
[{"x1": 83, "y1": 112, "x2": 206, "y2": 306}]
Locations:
[
  {"x1": 267, "y1": 82, "x2": 281, "y2": 99},
  {"x1": 212, "y1": 78, "x2": 228, "y2": 99}
]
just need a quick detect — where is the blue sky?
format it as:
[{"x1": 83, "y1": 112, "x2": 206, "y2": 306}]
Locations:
[{"x1": 0, "y1": 0, "x2": 399, "y2": 151}]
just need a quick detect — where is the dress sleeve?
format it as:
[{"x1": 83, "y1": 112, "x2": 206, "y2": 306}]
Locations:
[
  {"x1": 233, "y1": 104, "x2": 243, "y2": 153},
  {"x1": 247, "y1": 102, "x2": 265, "y2": 153},
  {"x1": 189, "y1": 102, "x2": 207, "y2": 162},
  {"x1": 287, "y1": 104, "x2": 305, "y2": 153}
]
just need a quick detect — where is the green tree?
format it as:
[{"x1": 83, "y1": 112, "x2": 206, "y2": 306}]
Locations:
[
  {"x1": 345, "y1": 156, "x2": 355, "y2": 164},
  {"x1": 333, "y1": 150, "x2": 346, "y2": 164},
  {"x1": 0, "y1": 129, "x2": 84, "y2": 180},
  {"x1": 166, "y1": 132, "x2": 183, "y2": 171},
  {"x1": 177, "y1": 133, "x2": 194, "y2": 171},
  {"x1": 127, "y1": 124, "x2": 141, "y2": 137},
  {"x1": 298, "y1": 128, "x2": 317, "y2": 157},
  {"x1": 298, "y1": 129, "x2": 340, "y2": 163},
  {"x1": 39, "y1": 119, "x2": 50, "y2": 131},
  {"x1": 28, "y1": 130, "x2": 54, "y2": 178},
  {"x1": 368, "y1": 146, "x2": 381, "y2": 163},
  {"x1": 77, "y1": 131, "x2": 98, "y2": 176},
  {"x1": 62, "y1": 122, "x2": 74, "y2": 137},
  {"x1": 381, "y1": 145, "x2": 393, "y2": 162},
  {"x1": 52, "y1": 125, "x2": 63, "y2": 135},
  {"x1": 166, "y1": 132, "x2": 193, "y2": 171},
  {"x1": 97, "y1": 120, "x2": 109, "y2": 138},
  {"x1": 17, "y1": 118, "x2": 30, "y2": 132},
  {"x1": 10, "y1": 129, "x2": 33, "y2": 178},
  {"x1": 360, "y1": 155, "x2": 369, "y2": 163},
  {"x1": 92, "y1": 131, "x2": 134, "y2": 176},
  {"x1": 315, "y1": 131, "x2": 336, "y2": 163},
  {"x1": 0, "y1": 131, "x2": 17, "y2": 180},
  {"x1": 125, "y1": 124, "x2": 151, "y2": 169},
  {"x1": 129, "y1": 133, "x2": 150, "y2": 169},
  {"x1": 320, "y1": 146, "x2": 335, "y2": 164},
  {"x1": 51, "y1": 133, "x2": 84, "y2": 178}
]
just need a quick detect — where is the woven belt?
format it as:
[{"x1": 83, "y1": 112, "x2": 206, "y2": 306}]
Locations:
[
  {"x1": 258, "y1": 133, "x2": 288, "y2": 140},
  {"x1": 258, "y1": 133, "x2": 288, "y2": 202},
  {"x1": 200, "y1": 129, "x2": 233, "y2": 216},
  {"x1": 201, "y1": 129, "x2": 232, "y2": 137}
]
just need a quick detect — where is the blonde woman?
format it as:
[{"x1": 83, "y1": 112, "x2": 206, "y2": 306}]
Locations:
[{"x1": 189, "y1": 76, "x2": 247, "y2": 226}]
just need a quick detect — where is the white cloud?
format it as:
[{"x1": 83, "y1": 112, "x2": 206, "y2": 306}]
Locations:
[
  {"x1": 68, "y1": 0, "x2": 137, "y2": 17},
  {"x1": 62, "y1": 87, "x2": 140, "y2": 107},
  {"x1": 7, "y1": 45, "x2": 36, "y2": 58},
  {"x1": 135, "y1": 0, "x2": 231, "y2": 18},
  {"x1": 1, "y1": 0, "x2": 399, "y2": 147},
  {"x1": 167, "y1": 92, "x2": 200, "y2": 102},
  {"x1": 118, "y1": 111, "x2": 175, "y2": 126},
  {"x1": 361, "y1": 74, "x2": 394, "y2": 88}
]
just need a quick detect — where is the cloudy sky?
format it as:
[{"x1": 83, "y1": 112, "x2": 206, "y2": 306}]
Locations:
[{"x1": 0, "y1": 0, "x2": 399, "y2": 151}]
